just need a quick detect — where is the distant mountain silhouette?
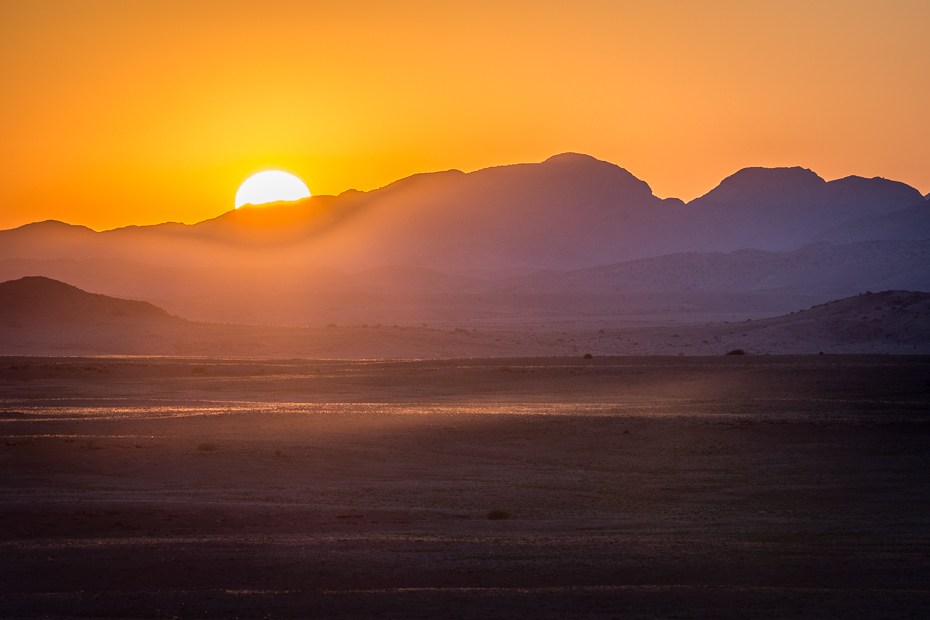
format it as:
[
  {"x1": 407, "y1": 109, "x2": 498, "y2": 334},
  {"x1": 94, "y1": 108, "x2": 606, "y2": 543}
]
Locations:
[
  {"x1": 0, "y1": 239, "x2": 925, "y2": 328},
  {"x1": 816, "y1": 201, "x2": 930, "y2": 244},
  {"x1": 494, "y1": 240, "x2": 930, "y2": 295},
  {"x1": 684, "y1": 167, "x2": 926, "y2": 252},
  {"x1": 0, "y1": 276, "x2": 178, "y2": 326},
  {"x1": 1, "y1": 154, "x2": 924, "y2": 275}
]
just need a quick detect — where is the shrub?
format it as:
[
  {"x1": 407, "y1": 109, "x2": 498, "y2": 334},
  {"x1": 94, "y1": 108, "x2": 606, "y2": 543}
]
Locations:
[
  {"x1": 487, "y1": 510, "x2": 511, "y2": 520},
  {"x1": 191, "y1": 367, "x2": 206, "y2": 375},
  {"x1": 725, "y1": 349, "x2": 746, "y2": 356},
  {"x1": 583, "y1": 353, "x2": 593, "y2": 359},
  {"x1": 197, "y1": 442, "x2": 217, "y2": 451}
]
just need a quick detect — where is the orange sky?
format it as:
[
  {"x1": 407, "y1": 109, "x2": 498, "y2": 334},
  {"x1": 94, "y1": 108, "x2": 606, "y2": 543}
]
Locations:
[{"x1": 1, "y1": 0, "x2": 928, "y2": 231}]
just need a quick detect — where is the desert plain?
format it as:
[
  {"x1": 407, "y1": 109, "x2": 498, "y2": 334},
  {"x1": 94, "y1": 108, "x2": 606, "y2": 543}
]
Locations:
[{"x1": 1, "y1": 354, "x2": 928, "y2": 618}]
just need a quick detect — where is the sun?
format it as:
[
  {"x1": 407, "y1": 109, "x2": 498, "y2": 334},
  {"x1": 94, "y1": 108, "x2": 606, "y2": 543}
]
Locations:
[{"x1": 235, "y1": 171, "x2": 311, "y2": 209}]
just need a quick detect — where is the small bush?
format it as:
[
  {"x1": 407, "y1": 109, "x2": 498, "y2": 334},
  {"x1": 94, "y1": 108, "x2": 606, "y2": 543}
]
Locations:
[
  {"x1": 583, "y1": 353, "x2": 593, "y2": 359},
  {"x1": 197, "y1": 442, "x2": 217, "y2": 451},
  {"x1": 725, "y1": 349, "x2": 746, "y2": 356},
  {"x1": 487, "y1": 510, "x2": 511, "y2": 520},
  {"x1": 191, "y1": 367, "x2": 206, "y2": 375}
]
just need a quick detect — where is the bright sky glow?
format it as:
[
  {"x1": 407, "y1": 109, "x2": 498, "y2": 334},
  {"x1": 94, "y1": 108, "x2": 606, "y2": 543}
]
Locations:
[
  {"x1": 2, "y1": 1, "x2": 929, "y2": 229},
  {"x1": 234, "y1": 171, "x2": 311, "y2": 208}
]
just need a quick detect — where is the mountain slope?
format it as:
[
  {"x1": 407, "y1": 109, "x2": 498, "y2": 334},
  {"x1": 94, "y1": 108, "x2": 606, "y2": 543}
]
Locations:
[
  {"x1": 698, "y1": 289, "x2": 930, "y2": 354},
  {"x1": 604, "y1": 290, "x2": 930, "y2": 355}
]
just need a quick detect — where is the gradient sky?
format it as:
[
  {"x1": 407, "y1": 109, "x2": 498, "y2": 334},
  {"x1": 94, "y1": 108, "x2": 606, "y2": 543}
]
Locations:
[{"x1": 1, "y1": 0, "x2": 928, "y2": 230}]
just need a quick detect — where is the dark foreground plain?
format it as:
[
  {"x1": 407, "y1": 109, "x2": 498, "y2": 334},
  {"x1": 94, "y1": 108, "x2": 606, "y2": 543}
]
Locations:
[{"x1": 1, "y1": 355, "x2": 929, "y2": 619}]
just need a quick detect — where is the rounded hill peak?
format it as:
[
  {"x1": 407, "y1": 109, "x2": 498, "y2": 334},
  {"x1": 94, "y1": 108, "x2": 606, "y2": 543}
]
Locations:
[
  {"x1": 0, "y1": 276, "x2": 174, "y2": 324},
  {"x1": 699, "y1": 166, "x2": 826, "y2": 205},
  {"x1": 537, "y1": 153, "x2": 654, "y2": 198},
  {"x1": 543, "y1": 152, "x2": 602, "y2": 164}
]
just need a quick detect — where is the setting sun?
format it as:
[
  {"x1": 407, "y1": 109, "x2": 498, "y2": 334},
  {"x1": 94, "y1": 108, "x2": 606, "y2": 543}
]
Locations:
[{"x1": 234, "y1": 171, "x2": 311, "y2": 209}]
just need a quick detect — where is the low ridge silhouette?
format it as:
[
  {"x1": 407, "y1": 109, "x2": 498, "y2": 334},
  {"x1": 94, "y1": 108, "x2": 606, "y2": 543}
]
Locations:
[
  {"x1": 1, "y1": 277, "x2": 927, "y2": 356},
  {"x1": 0, "y1": 276, "x2": 177, "y2": 325},
  {"x1": 1, "y1": 239, "x2": 926, "y2": 327}
]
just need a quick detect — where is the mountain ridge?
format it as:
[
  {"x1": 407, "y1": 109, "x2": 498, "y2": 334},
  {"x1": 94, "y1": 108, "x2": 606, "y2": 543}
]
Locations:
[{"x1": 1, "y1": 154, "x2": 926, "y2": 276}]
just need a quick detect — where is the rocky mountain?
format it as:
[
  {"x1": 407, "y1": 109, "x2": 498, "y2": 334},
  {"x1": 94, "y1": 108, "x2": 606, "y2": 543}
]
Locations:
[
  {"x1": 1, "y1": 155, "x2": 925, "y2": 276},
  {"x1": 683, "y1": 167, "x2": 926, "y2": 252}
]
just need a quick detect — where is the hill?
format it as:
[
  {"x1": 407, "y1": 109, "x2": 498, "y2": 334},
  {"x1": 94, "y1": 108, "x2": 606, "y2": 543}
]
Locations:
[
  {"x1": 619, "y1": 290, "x2": 930, "y2": 355},
  {"x1": 0, "y1": 276, "x2": 177, "y2": 326}
]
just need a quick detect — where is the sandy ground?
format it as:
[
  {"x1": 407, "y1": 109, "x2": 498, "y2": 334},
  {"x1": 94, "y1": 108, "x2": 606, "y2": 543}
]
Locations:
[
  {"x1": 2, "y1": 309, "x2": 928, "y2": 358},
  {"x1": 1, "y1": 355, "x2": 929, "y2": 618}
]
